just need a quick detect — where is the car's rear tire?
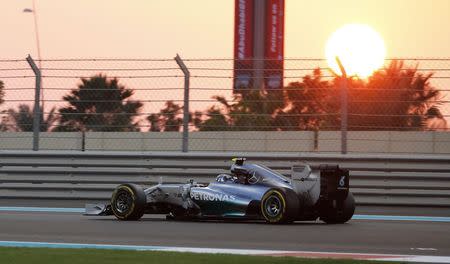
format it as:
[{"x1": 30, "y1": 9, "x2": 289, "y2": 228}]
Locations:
[
  {"x1": 321, "y1": 192, "x2": 355, "y2": 224},
  {"x1": 111, "y1": 183, "x2": 146, "y2": 221},
  {"x1": 260, "y1": 189, "x2": 299, "y2": 224}
]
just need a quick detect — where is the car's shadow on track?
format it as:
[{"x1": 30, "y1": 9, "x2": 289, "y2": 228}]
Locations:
[{"x1": 86, "y1": 217, "x2": 328, "y2": 226}]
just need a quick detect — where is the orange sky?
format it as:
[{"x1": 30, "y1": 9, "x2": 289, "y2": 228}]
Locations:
[{"x1": 1, "y1": 0, "x2": 450, "y2": 59}]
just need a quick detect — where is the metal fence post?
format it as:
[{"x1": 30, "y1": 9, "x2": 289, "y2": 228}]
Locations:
[
  {"x1": 175, "y1": 54, "x2": 190, "y2": 152},
  {"x1": 336, "y1": 57, "x2": 348, "y2": 154},
  {"x1": 26, "y1": 55, "x2": 41, "y2": 151}
]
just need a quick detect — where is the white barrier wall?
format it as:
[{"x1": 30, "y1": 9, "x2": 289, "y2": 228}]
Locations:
[
  {"x1": 319, "y1": 131, "x2": 450, "y2": 154},
  {"x1": 0, "y1": 131, "x2": 449, "y2": 154},
  {"x1": 86, "y1": 132, "x2": 182, "y2": 151},
  {"x1": 189, "y1": 131, "x2": 315, "y2": 152},
  {"x1": 78, "y1": 131, "x2": 315, "y2": 152},
  {"x1": 0, "y1": 132, "x2": 33, "y2": 150}
]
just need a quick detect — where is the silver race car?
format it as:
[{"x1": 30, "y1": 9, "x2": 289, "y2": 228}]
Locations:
[{"x1": 85, "y1": 158, "x2": 355, "y2": 224}]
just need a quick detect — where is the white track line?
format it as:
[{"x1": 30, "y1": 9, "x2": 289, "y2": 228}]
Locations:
[{"x1": 0, "y1": 241, "x2": 449, "y2": 263}]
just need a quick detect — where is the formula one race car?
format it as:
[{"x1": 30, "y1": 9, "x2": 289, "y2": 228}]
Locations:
[{"x1": 85, "y1": 158, "x2": 355, "y2": 224}]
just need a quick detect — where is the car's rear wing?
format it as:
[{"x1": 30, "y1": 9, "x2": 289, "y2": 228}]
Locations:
[
  {"x1": 317, "y1": 164, "x2": 349, "y2": 201},
  {"x1": 291, "y1": 164, "x2": 350, "y2": 206}
]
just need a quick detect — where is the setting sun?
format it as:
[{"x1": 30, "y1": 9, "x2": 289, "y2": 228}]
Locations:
[{"x1": 325, "y1": 24, "x2": 386, "y2": 78}]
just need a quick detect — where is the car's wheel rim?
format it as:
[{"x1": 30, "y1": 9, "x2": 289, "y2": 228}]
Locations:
[
  {"x1": 265, "y1": 195, "x2": 282, "y2": 217},
  {"x1": 115, "y1": 191, "x2": 132, "y2": 214}
]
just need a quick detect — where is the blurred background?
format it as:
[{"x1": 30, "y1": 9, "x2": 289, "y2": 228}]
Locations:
[{"x1": 0, "y1": 0, "x2": 449, "y2": 153}]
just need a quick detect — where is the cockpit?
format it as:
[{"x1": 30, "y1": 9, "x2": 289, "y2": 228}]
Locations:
[
  {"x1": 215, "y1": 171, "x2": 259, "y2": 185},
  {"x1": 215, "y1": 158, "x2": 289, "y2": 186},
  {"x1": 215, "y1": 158, "x2": 256, "y2": 185}
]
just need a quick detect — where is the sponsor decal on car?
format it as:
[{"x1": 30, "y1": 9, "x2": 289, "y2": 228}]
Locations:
[{"x1": 190, "y1": 191, "x2": 236, "y2": 202}]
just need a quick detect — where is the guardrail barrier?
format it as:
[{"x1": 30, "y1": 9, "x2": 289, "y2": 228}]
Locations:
[{"x1": 0, "y1": 151, "x2": 449, "y2": 208}]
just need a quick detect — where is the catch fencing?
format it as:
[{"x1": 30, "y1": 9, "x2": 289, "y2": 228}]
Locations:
[{"x1": 0, "y1": 56, "x2": 449, "y2": 154}]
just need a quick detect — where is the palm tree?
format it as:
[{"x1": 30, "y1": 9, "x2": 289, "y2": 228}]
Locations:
[
  {"x1": 194, "y1": 90, "x2": 284, "y2": 131},
  {"x1": 0, "y1": 81, "x2": 7, "y2": 131},
  {"x1": 147, "y1": 101, "x2": 183, "y2": 132},
  {"x1": 349, "y1": 61, "x2": 445, "y2": 130},
  {"x1": 7, "y1": 104, "x2": 57, "y2": 132},
  {"x1": 193, "y1": 104, "x2": 230, "y2": 131},
  {"x1": 275, "y1": 60, "x2": 445, "y2": 131},
  {"x1": 57, "y1": 75, "x2": 143, "y2": 132},
  {"x1": 147, "y1": 113, "x2": 161, "y2": 132},
  {"x1": 193, "y1": 60, "x2": 445, "y2": 132},
  {"x1": 0, "y1": 80, "x2": 4, "y2": 105},
  {"x1": 274, "y1": 68, "x2": 341, "y2": 131}
]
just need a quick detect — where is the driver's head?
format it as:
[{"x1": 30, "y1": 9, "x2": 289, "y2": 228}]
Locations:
[{"x1": 235, "y1": 173, "x2": 249, "y2": 185}]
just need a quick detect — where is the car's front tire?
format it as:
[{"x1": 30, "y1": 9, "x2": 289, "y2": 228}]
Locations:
[
  {"x1": 260, "y1": 189, "x2": 299, "y2": 224},
  {"x1": 111, "y1": 183, "x2": 146, "y2": 221}
]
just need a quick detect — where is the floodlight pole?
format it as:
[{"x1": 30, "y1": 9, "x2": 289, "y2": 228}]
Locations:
[
  {"x1": 24, "y1": 0, "x2": 44, "y2": 115},
  {"x1": 31, "y1": 0, "x2": 44, "y2": 111},
  {"x1": 336, "y1": 57, "x2": 348, "y2": 154}
]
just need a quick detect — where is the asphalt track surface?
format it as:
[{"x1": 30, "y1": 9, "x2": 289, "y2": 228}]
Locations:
[{"x1": 0, "y1": 209, "x2": 449, "y2": 257}]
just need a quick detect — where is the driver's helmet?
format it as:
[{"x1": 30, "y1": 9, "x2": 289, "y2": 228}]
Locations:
[
  {"x1": 230, "y1": 164, "x2": 250, "y2": 176},
  {"x1": 230, "y1": 166, "x2": 251, "y2": 184},
  {"x1": 230, "y1": 158, "x2": 253, "y2": 184}
]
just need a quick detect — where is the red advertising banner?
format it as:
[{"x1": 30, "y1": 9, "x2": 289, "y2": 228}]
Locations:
[
  {"x1": 233, "y1": 0, "x2": 254, "y2": 92},
  {"x1": 264, "y1": 0, "x2": 284, "y2": 90}
]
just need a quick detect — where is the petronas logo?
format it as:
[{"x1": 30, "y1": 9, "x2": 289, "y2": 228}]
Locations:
[{"x1": 190, "y1": 191, "x2": 236, "y2": 202}]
